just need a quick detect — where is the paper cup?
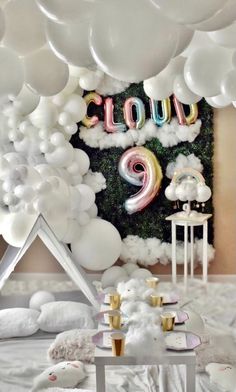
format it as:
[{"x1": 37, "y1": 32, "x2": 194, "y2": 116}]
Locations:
[
  {"x1": 108, "y1": 310, "x2": 121, "y2": 330},
  {"x1": 111, "y1": 332, "x2": 125, "y2": 356},
  {"x1": 109, "y1": 293, "x2": 121, "y2": 310},
  {"x1": 161, "y1": 312, "x2": 176, "y2": 331},
  {"x1": 146, "y1": 277, "x2": 159, "y2": 289},
  {"x1": 150, "y1": 294, "x2": 163, "y2": 307}
]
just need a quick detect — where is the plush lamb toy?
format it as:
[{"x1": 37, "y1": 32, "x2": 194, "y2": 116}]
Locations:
[
  {"x1": 32, "y1": 361, "x2": 86, "y2": 391},
  {"x1": 125, "y1": 324, "x2": 165, "y2": 358},
  {"x1": 126, "y1": 308, "x2": 163, "y2": 328}
]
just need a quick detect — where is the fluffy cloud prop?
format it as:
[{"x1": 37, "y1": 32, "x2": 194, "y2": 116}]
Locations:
[
  {"x1": 79, "y1": 118, "x2": 202, "y2": 150},
  {"x1": 117, "y1": 278, "x2": 154, "y2": 302},
  {"x1": 83, "y1": 170, "x2": 106, "y2": 193},
  {"x1": 125, "y1": 325, "x2": 165, "y2": 359},
  {"x1": 166, "y1": 153, "x2": 203, "y2": 179},
  {"x1": 121, "y1": 235, "x2": 215, "y2": 266}
]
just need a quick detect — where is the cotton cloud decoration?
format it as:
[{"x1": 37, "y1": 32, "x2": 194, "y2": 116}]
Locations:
[
  {"x1": 166, "y1": 153, "x2": 203, "y2": 179},
  {"x1": 79, "y1": 118, "x2": 202, "y2": 150}
]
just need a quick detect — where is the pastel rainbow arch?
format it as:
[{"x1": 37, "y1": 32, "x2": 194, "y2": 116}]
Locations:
[{"x1": 172, "y1": 168, "x2": 205, "y2": 185}]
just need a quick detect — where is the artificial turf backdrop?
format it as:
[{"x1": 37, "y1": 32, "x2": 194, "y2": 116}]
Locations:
[{"x1": 71, "y1": 83, "x2": 214, "y2": 243}]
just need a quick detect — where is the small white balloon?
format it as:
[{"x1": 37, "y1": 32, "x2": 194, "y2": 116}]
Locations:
[
  {"x1": 73, "y1": 149, "x2": 90, "y2": 176},
  {"x1": 173, "y1": 74, "x2": 202, "y2": 104},
  {"x1": 87, "y1": 203, "x2": 98, "y2": 218},
  {"x1": 165, "y1": 184, "x2": 178, "y2": 201},
  {"x1": 78, "y1": 211, "x2": 90, "y2": 226},
  {"x1": 30, "y1": 98, "x2": 58, "y2": 129},
  {"x1": 122, "y1": 263, "x2": 139, "y2": 276},
  {"x1": 63, "y1": 94, "x2": 87, "y2": 123},
  {"x1": 36, "y1": 0, "x2": 95, "y2": 23},
  {"x1": 208, "y1": 23, "x2": 236, "y2": 48},
  {"x1": 221, "y1": 69, "x2": 236, "y2": 101},
  {"x1": 130, "y1": 268, "x2": 152, "y2": 279},
  {"x1": 196, "y1": 184, "x2": 212, "y2": 202},
  {"x1": 101, "y1": 266, "x2": 128, "y2": 288},
  {"x1": 76, "y1": 184, "x2": 95, "y2": 212}
]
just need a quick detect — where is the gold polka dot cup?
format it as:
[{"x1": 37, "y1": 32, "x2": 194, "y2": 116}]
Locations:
[
  {"x1": 161, "y1": 312, "x2": 176, "y2": 331},
  {"x1": 109, "y1": 292, "x2": 121, "y2": 310},
  {"x1": 150, "y1": 294, "x2": 163, "y2": 307}
]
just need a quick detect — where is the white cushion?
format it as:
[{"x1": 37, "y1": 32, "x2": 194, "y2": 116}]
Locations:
[
  {"x1": 32, "y1": 361, "x2": 86, "y2": 391},
  {"x1": 38, "y1": 302, "x2": 94, "y2": 333},
  {"x1": 0, "y1": 308, "x2": 39, "y2": 338},
  {"x1": 206, "y1": 363, "x2": 236, "y2": 392},
  {"x1": 48, "y1": 329, "x2": 96, "y2": 363}
]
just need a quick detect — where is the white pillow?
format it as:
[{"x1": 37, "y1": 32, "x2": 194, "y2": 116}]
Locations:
[
  {"x1": 47, "y1": 329, "x2": 96, "y2": 363},
  {"x1": 206, "y1": 363, "x2": 236, "y2": 392},
  {"x1": 0, "y1": 308, "x2": 39, "y2": 338},
  {"x1": 38, "y1": 302, "x2": 94, "y2": 333},
  {"x1": 32, "y1": 361, "x2": 86, "y2": 391}
]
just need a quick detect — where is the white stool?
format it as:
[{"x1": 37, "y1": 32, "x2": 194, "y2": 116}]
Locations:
[{"x1": 166, "y1": 212, "x2": 212, "y2": 286}]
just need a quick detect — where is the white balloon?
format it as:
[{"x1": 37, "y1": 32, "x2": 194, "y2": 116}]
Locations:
[
  {"x1": 71, "y1": 219, "x2": 122, "y2": 271},
  {"x1": 189, "y1": 0, "x2": 236, "y2": 32},
  {"x1": 46, "y1": 18, "x2": 94, "y2": 67},
  {"x1": 3, "y1": 0, "x2": 46, "y2": 56},
  {"x1": 29, "y1": 291, "x2": 55, "y2": 311},
  {"x1": 79, "y1": 70, "x2": 103, "y2": 90},
  {"x1": 78, "y1": 211, "x2": 90, "y2": 226},
  {"x1": 101, "y1": 266, "x2": 128, "y2": 288},
  {"x1": 90, "y1": 0, "x2": 178, "y2": 83},
  {"x1": 0, "y1": 207, "x2": 9, "y2": 234},
  {"x1": 165, "y1": 184, "x2": 178, "y2": 201},
  {"x1": 144, "y1": 56, "x2": 186, "y2": 100},
  {"x1": 3, "y1": 212, "x2": 38, "y2": 247},
  {"x1": 175, "y1": 184, "x2": 188, "y2": 202},
  {"x1": 122, "y1": 263, "x2": 139, "y2": 276},
  {"x1": 150, "y1": 0, "x2": 227, "y2": 24},
  {"x1": 50, "y1": 132, "x2": 65, "y2": 147},
  {"x1": 173, "y1": 74, "x2": 202, "y2": 104},
  {"x1": 206, "y1": 94, "x2": 231, "y2": 108},
  {"x1": 184, "y1": 46, "x2": 233, "y2": 97},
  {"x1": 45, "y1": 143, "x2": 74, "y2": 168},
  {"x1": 24, "y1": 48, "x2": 69, "y2": 97},
  {"x1": 0, "y1": 47, "x2": 24, "y2": 99},
  {"x1": 182, "y1": 31, "x2": 215, "y2": 58},
  {"x1": 30, "y1": 98, "x2": 58, "y2": 129},
  {"x1": 13, "y1": 85, "x2": 40, "y2": 116},
  {"x1": 221, "y1": 69, "x2": 236, "y2": 101},
  {"x1": 87, "y1": 203, "x2": 98, "y2": 218},
  {"x1": 0, "y1": 6, "x2": 5, "y2": 41},
  {"x1": 69, "y1": 65, "x2": 89, "y2": 78},
  {"x1": 63, "y1": 94, "x2": 87, "y2": 123},
  {"x1": 36, "y1": 0, "x2": 95, "y2": 23},
  {"x1": 14, "y1": 185, "x2": 35, "y2": 202},
  {"x1": 208, "y1": 23, "x2": 236, "y2": 48},
  {"x1": 73, "y1": 149, "x2": 90, "y2": 176},
  {"x1": 76, "y1": 184, "x2": 95, "y2": 212},
  {"x1": 60, "y1": 75, "x2": 80, "y2": 96},
  {"x1": 174, "y1": 26, "x2": 194, "y2": 57},
  {"x1": 62, "y1": 219, "x2": 81, "y2": 243},
  {"x1": 196, "y1": 184, "x2": 212, "y2": 202}
]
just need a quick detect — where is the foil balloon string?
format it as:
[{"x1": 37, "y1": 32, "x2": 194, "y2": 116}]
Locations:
[
  {"x1": 82, "y1": 94, "x2": 199, "y2": 131},
  {"x1": 150, "y1": 98, "x2": 171, "y2": 126},
  {"x1": 118, "y1": 146, "x2": 163, "y2": 214}
]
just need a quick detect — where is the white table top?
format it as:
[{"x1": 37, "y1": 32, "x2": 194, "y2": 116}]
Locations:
[
  {"x1": 166, "y1": 212, "x2": 212, "y2": 224},
  {"x1": 94, "y1": 303, "x2": 196, "y2": 365}
]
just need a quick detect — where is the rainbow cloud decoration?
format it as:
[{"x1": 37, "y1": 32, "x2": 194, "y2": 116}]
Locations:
[{"x1": 165, "y1": 168, "x2": 212, "y2": 204}]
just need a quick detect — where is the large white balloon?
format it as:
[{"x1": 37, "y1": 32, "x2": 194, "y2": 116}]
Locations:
[
  {"x1": 89, "y1": 0, "x2": 178, "y2": 83},
  {"x1": 0, "y1": 47, "x2": 24, "y2": 99},
  {"x1": 208, "y1": 23, "x2": 236, "y2": 48},
  {"x1": 150, "y1": 0, "x2": 227, "y2": 24},
  {"x1": 76, "y1": 184, "x2": 95, "y2": 211},
  {"x1": 0, "y1": 6, "x2": 5, "y2": 41},
  {"x1": 144, "y1": 56, "x2": 185, "y2": 100},
  {"x1": 173, "y1": 74, "x2": 202, "y2": 104},
  {"x1": 206, "y1": 94, "x2": 231, "y2": 108},
  {"x1": 189, "y1": 0, "x2": 236, "y2": 32},
  {"x1": 3, "y1": 0, "x2": 46, "y2": 56},
  {"x1": 3, "y1": 211, "x2": 38, "y2": 247},
  {"x1": 36, "y1": 0, "x2": 95, "y2": 23},
  {"x1": 46, "y1": 18, "x2": 94, "y2": 67},
  {"x1": 221, "y1": 69, "x2": 236, "y2": 101},
  {"x1": 63, "y1": 94, "x2": 87, "y2": 123},
  {"x1": 24, "y1": 48, "x2": 69, "y2": 97},
  {"x1": 184, "y1": 47, "x2": 233, "y2": 97},
  {"x1": 73, "y1": 149, "x2": 90, "y2": 176},
  {"x1": 71, "y1": 219, "x2": 122, "y2": 271},
  {"x1": 182, "y1": 31, "x2": 215, "y2": 58}
]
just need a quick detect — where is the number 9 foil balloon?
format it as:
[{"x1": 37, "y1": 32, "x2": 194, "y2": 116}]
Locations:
[{"x1": 118, "y1": 146, "x2": 163, "y2": 214}]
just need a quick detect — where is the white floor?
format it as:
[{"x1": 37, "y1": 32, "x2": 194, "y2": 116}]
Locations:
[{"x1": 0, "y1": 277, "x2": 236, "y2": 392}]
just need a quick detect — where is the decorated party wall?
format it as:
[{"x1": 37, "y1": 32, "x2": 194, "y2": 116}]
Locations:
[{"x1": 1, "y1": 1, "x2": 236, "y2": 392}]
